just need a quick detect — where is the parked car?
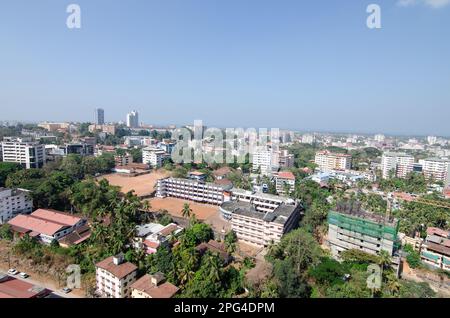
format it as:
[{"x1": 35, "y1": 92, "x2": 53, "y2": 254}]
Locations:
[
  {"x1": 8, "y1": 269, "x2": 18, "y2": 275},
  {"x1": 62, "y1": 287, "x2": 72, "y2": 294},
  {"x1": 19, "y1": 272, "x2": 29, "y2": 279}
]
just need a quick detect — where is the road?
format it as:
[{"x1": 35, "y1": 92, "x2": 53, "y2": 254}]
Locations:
[{"x1": 0, "y1": 265, "x2": 83, "y2": 298}]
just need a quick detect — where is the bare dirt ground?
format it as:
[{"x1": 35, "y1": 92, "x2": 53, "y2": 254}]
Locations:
[
  {"x1": 99, "y1": 170, "x2": 170, "y2": 197},
  {"x1": 146, "y1": 197, "x2": 219, "y2": 221}
]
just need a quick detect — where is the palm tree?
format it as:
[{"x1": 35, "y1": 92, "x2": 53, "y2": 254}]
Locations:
[{"x1": 181, "y1": 203, "x2": 192, "y2": 219}]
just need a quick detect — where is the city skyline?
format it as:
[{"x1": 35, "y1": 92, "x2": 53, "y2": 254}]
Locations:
[{"x1": 1, "y1": 1, "x2": 450, "y2": 136}]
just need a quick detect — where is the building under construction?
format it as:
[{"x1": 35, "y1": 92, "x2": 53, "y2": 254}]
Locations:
[{"x1": 327, "y1": 201, "x2": 400, "y2": 258}]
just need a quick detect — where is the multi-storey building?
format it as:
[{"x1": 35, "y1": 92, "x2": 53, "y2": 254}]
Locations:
[
  {"x1": 0, "y1": 188, "x2": 33, "y2": 224},
  {"x1": 94, "y1": 108, "x2": 105, "y2": 125},
  {"x1": 278, "y1": 149, "x2": 294, "y2": 168},
  {"x1": 381, "y1": 152, "x2": 415, "y2": 179},
  {"x1": 156, "y1": 178, "x2": 231, "y2": 205},
  {"x1": 314, "y1": 151, "x2": 352, "y2": 171},
  {"x1": 275, "y1": 171, "x2": 296, "y2": 195},
  {"x1": 420, "y1": 227, "x2": 450, "y2": 272},
  {"x1": 220, "y1": 193, "x2": 302, "y2": 247},
  {"x1": 95, "y1": 254, "x2": 138, "y2": 298},
  {"x1": 327, "y1": 203, "x2": 399, "y2": 258},
  {"x1": 89, "y1": 124, "x2": 116, "y2": 135},
  {"x1": 126, "y1": 110, "x2": 139, "y2": 128},
  {"x1": 252, "y1": 149, "x2": 273, "y2": 175},
  {"x1": 114, "y1": 154, "x2": 133, "y2": 166},
  {"x1": 421, "y1": 158, "x2": 450, "y2": 185},
  {"x1": 1, "y1": 138, "x2": 45, "y2": 169},
  {"x1": 143, "y1": 147, "x2": 168, "y2": 168}
]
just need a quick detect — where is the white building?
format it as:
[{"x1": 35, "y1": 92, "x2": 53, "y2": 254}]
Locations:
[
  {"x1": 156, "y1": 178, "x2": 231, "y2": 205},
  {"x1": 126, "y1": 110, "x2": 139, "y2": 128},
  {"x1": 142, "y1": 147, "x2": 168, "y2": 168},
  {"x1": 0, "y1": 188, "x2": 33, "y2": 224},
  {"x1": 421, "y1": 158, "x2": 450, "y2": 185},
  {"x1": 374, "y1": 134, "x2": 385, "y2": 142},
  {"x1": 1, "y1": 138, "x2": 45, "y2": 169},
  {"x1": 314, "y1": 151, "x2": 352, "y2": 171},
  {"x1": 95, "y1": 254, "x2": 138, "y2": 298},
  {"x1": 220, "y1": 192, "x2": 302, "y2": 247},
  {"x1": 381, "y1": 152, "x2": 415, "y2": 179},
  {"x1": 427, "y1": 136, "x2": 438, "y2": 145},
  {"x1": 301, "y1": 134, "x2": 315, "y2": 144},
  {"x1": 252, "y1": 149, "x2": 273, "y2": 176}
]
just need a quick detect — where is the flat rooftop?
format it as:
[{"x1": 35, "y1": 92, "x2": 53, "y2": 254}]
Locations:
[{"x1": 221, "y1": 200, "x2": 300, "y2": 225}]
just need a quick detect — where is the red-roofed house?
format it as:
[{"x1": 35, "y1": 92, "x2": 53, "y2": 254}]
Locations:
[
  {"x1": 130, "y1": 273, "x2": 179, "y2": 298},
  {"x1": 8, "y1": 209, "x2": 87, "y2": 245},
  {"x1": 275, "y1": 171, "x2": 296, "y2": 195}
]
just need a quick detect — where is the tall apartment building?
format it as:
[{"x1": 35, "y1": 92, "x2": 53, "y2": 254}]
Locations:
[
  {"x1": 421, "y1": 158, "x2": 450, "y2": 185},
  {"x1": 1, "y1": 138, "x2": 45, "y2": 169},
  {"x1": 126, "y1": 110, "x2": 139, "y2": 128},
  {"x1": 142, "y1": 147, "x2": 168, "y2": 168},
  {"x1": 374, "y1": 134, "x2": 385, "y2": 142},
  {"x1": 0, "y1": 188, "x2": 33, "y2": 224},
  {"x1": 327, "y1": 203, "x2": 399, "y2": 258},
  {"x1": 381, "y1": 152, "x2": 415, "y2": 179},
  {"x1": 314, "y1": 151, "x2": 352, "y2": 171},
  {"x1": 252, "y1": 149, "x2": 273, "y2": 175},
  {"x1": 420, "y1": 227, "x2": 450, "y2": 272},
  {"x1": 95, "y1": 254, "x2": 138, "y2": 298},
  {"x1": 94, "y1": 108, "x2": 105, "y2": 125},
  {"x1": 274, "y1": 171, "x2": 296, "y2": 195},
  {"x1": 220, "y1": 191, "x2": 302, "y2": 247},
  {"x1": 156, "y1": 178, "x2": 231, "y2": 205}
]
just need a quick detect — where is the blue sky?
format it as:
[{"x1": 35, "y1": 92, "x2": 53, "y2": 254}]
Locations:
[{"x1": 1, "y1": 0, "x2": 449, "y2": 136}]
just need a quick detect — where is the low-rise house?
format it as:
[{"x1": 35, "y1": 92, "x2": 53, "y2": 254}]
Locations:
[
  {"x1": 213, "y1": 167, "x2": 232, "y2": 180},
  {"x1": 130, "y1": 273, "x2": 179, "y2": 298},
  {"x1": 195, "y1": 240, "x2": 232, "y2": 265},
  {"x1": 95, "y1": 254, "x2": 138, "y2": 298},
  {"x1": 58, "y1": 224, "x2": 91, "y2": 248},
  {"x1": 7, "y1": 209, "x2": 87, "y2": 245},
  {"x1": 135, "y1": 223, "x2": 183, "y2": 254}
]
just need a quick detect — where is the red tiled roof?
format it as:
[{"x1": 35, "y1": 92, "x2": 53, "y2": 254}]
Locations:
[
  {"x1": 31, "y1": 209, "x2": 82, "y2": 227},
  {"x1": 96, "y1": 257, "x2": 137, "y2": 279},
  {"x1": 130, "y1": 274, "x2": 179, "y2": 298},
  {"x1": 0, "y1": 276, "x2": 51, "y2": 298},
  {"x1": 8, "y1": 209, "x2": 82, "y2": 237},
  {"x1": 277, "y1": 171, "x2": 296, "y2": 180},
  {"x1": 427, "y1": 227, "x2": 450, "y2": 238},
  {"x1": 143, "y1": 240, "x2": 160, "y2": 249}
]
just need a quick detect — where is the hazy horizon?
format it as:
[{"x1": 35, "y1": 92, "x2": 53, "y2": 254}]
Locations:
[{"x1": 1, "y1": 1, "x2": 450, "y2": 136}]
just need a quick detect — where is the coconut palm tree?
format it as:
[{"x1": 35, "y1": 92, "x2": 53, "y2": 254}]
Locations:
[{"x1": 181, "y1": 203, "x2": 193, "y2": 219}]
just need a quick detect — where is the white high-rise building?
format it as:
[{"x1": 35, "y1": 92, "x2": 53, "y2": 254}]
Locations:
[
  {"x1": 314, "y1": 151, "x2": 352, "y2": 171},
  {"x1": 301, "y1": 134, "x2": 315, "y2": 144},
  {"x1": 126, "y1": 110, "x2": 139, "y2": 128},
  {"x1": 427, "y1": 136, "x2": 438, "y2": 145},
  {"x1": 0, "y1": 188, "x2": 33, "y2": 224},
  {"x1": 142, "y1": 147, "x2": 167, "y2": 168},
  {"x1": 252, "y1": 149, "x2": 273, "y2": 175},
  {"x1": 421, "y1": 158, "x2": 450, "y2": 185},
  {"x1": 381, "y1": 152, "x2": 415, "y2": 179},
  {"x1": 374, "y1": 134, "x2": 385, "y2": 142},
  {"x1": 1, "y1": 138, "x2": 45, "y2": 169},
  {"x1": 94, "y1": 108, "x2": 105, "y2": 125}
]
